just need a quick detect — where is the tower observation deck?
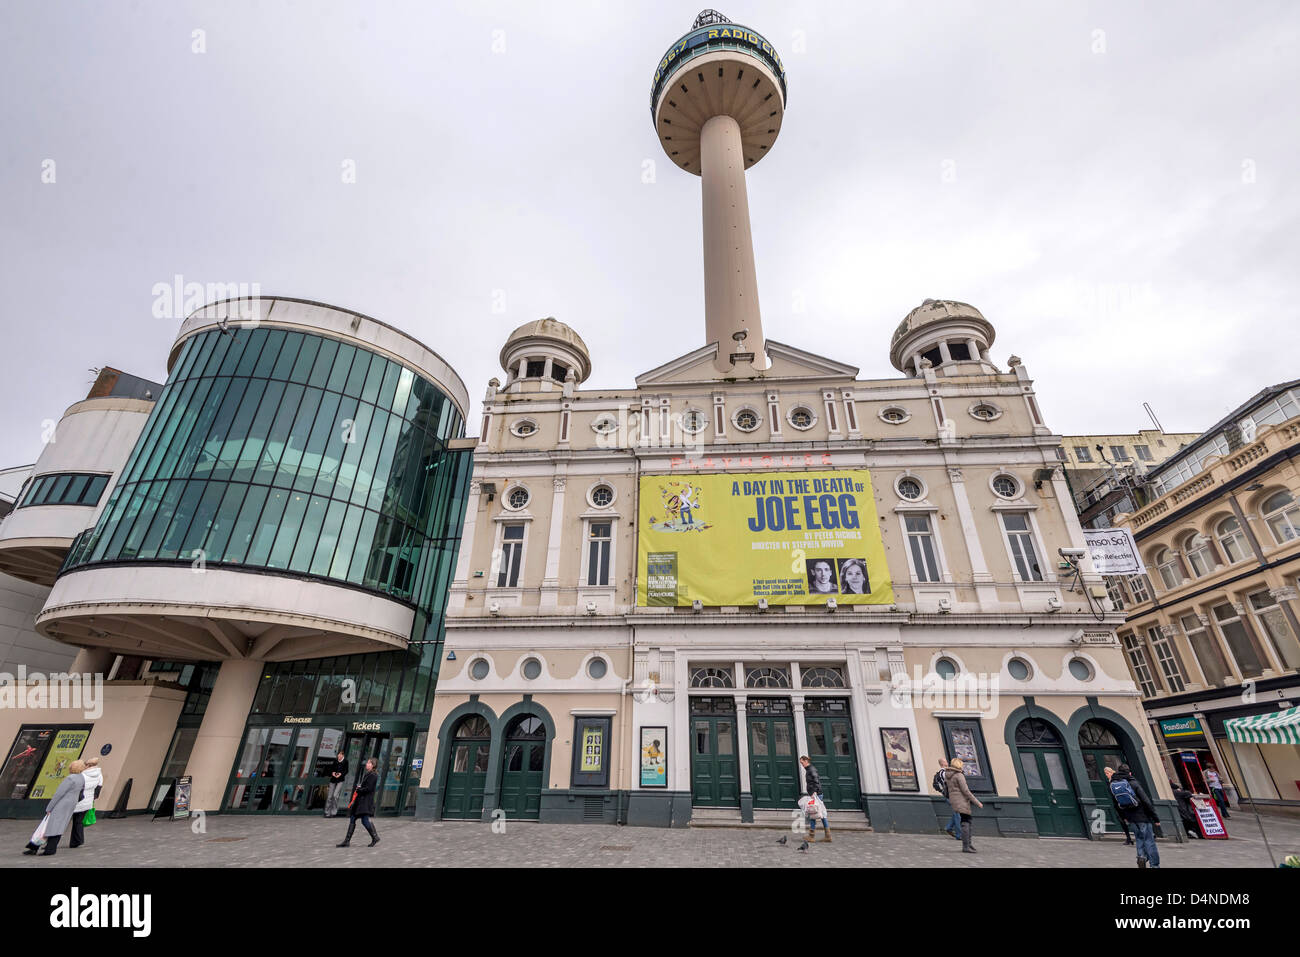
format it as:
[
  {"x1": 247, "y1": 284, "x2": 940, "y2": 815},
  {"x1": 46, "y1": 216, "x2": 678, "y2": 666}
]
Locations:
[{"x1": 651, "y1": 10, "x2": 787, "y2": 375}]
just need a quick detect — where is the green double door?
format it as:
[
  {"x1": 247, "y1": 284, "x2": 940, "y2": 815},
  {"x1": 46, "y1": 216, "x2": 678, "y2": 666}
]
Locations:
[
  {"x1": 804, "y1": 704, "x2": 862, "y2": 810},
  {"x1": 690, "y1": 700, "x2": 740, "y2": 807},
  {"x1": 747, "y1": 702, "x2": 799, "y2": 809},
  {"x1": 443, "y1": 716, "x2": 491, "y2": 819},
  {"x1": 498, "y1": 715, "x2": 546, "y2": 820},
  {"x1": 1019, "y1": 746, "x2": 1085, "y2": 837}
]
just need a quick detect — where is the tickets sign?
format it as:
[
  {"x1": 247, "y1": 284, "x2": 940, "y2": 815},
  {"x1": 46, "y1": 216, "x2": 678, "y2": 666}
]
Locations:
[{"x1": 636, "y1": 469, "x2": 893, "y2": 606}]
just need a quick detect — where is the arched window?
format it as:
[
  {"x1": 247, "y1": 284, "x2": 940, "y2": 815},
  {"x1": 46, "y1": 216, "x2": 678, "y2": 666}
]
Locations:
[
  {"x1": 744, "y1": 666, "x2": 791, "y2": 688},
  {"x1": 689, "y1": 667, "x2": 734, "y2": 688},
  {"x1": 801, "y1": 666, "x2": 846, "y2": 688},
  {"x1": 1216, "y1": 516, "x2": 1248, "y2": 564},
  {"x1": 1154, "y1": 548, "x2": 1182, "y2": 590},
  {"x1": 1014, "y1": 718, "x2": 1063, "y2": 746},
  {"x1": 454, "y1": 715, "x2": 491, "y2": 739},
  {"x1": 1078, "y1": 720, "x2": 1120, "y2": 749},
  {"x1": 505, "y1": 715, "x2": 545, "y2": 739},
  {"x1": 1183, "y1": 532, "x2": 1215, "y2": 578},
  {"x1": 1262, "y1": 490, "x2": 1300, "y2": 544}
]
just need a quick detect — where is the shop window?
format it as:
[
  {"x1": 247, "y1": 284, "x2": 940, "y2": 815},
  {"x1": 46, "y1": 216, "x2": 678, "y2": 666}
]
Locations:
[{"x1": 571, "y1": 716, "x2": 611, "y2": 788}]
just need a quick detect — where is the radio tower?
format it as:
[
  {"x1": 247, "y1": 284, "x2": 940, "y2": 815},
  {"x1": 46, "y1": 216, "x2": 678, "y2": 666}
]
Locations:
[{"x1": 651, "y1": 10, "x2": 788, "y2": 375}]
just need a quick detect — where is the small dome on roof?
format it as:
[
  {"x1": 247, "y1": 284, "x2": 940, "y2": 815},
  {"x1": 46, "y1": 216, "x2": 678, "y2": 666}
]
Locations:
[
  {"x1": 500, "y1": 317, "x2": 591, "y2": 383},
  {"x1": 889, "y1": 299, "x2": 997, "y2": 376}
]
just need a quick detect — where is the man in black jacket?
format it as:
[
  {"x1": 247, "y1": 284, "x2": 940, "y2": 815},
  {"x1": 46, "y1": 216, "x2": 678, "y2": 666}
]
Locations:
[
  {"x1": 799, "y1": 755, "x2": 830, "y2": 842},
  {"x1": 324, "y1": 751, "x2": 348, "y2": 818},
  {"x1": 1111, "y1": 764, "x2": 1160, "y2": 868}
]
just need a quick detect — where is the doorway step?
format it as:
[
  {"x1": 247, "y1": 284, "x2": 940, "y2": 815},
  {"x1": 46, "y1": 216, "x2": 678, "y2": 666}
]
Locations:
[{"x1": 689, "y1": 807, "x2": 872, "y2": 830}]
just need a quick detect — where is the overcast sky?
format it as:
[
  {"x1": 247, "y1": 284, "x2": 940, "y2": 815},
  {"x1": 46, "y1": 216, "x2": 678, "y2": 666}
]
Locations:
[{"x1": 1, "y1": 0, "x2": 1297, "y2": 470}]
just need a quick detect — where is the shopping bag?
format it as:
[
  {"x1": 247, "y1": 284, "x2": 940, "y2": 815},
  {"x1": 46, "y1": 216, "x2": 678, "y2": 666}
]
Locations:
[
  {"x1": 84, "y1": 807, "x2": 97, "y2": 827},
  {"x1": 30, "y1": 814, "x2": 50, "y2": 846},
  {"x1": 813, "y1": 796, "x2": 827, "y2": 820}
]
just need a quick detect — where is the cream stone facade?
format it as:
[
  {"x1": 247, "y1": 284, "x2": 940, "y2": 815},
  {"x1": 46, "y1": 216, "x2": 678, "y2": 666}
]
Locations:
[{"x1": 1109, "y1": 380, "x2": 1300, "y2": 814}]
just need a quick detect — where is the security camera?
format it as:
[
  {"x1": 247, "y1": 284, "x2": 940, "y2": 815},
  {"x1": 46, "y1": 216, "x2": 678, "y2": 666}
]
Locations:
[
  {"x1": 692, "y1": 599, "x2": 704, "y2": 613},
  {"x1": 825, "y1": 598, "x2": 837, "y2": 613},
  {"x1": 1058, "y1": 547, "x2": 1086, "y2": 561},
  {"x1": 757, "y1": 597, "x2": 769, "y2": 612}
]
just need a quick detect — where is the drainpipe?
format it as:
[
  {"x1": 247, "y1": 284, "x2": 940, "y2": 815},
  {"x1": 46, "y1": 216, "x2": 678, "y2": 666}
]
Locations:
[{"x1": 616, "y1": 625, "x2": 634, "y2": 825}]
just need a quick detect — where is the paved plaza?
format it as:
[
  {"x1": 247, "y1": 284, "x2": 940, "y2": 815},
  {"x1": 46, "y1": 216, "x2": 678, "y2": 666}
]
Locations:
[{"x1": 4, "y1": 811, "x2": 1296, "y2": 868}]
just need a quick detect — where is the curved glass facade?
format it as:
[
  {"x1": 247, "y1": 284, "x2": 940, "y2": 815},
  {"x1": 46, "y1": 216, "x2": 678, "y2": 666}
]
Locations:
[{"x1": 65, "y1": 326, "x2": 471, "y2": 614}]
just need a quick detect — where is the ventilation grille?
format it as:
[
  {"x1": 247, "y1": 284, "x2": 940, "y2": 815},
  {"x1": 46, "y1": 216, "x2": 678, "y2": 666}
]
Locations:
[{"x1": 583, "y1": 797, "x2": 605, "y2": 821}]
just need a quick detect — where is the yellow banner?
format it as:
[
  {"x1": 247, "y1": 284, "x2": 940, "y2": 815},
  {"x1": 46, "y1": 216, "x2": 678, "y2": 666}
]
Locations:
[
  {"x1": 637, "y1": 470, "x2": 893, "y2": 606},
  {"x1": 28, "y1": 729, "x2": 89, "y2": 800}
]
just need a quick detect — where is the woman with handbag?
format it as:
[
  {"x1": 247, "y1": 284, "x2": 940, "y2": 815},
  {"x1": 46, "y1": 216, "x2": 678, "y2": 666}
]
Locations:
[
  {"x1": 70, "y1": 756, "x2": 104, "y2": 848},
  {"x1": 23, "y1": 759, "x2": 86, "y2": 856},
  {"x1": 337, "y1": 757, "x2": 380, "y2": 848}
]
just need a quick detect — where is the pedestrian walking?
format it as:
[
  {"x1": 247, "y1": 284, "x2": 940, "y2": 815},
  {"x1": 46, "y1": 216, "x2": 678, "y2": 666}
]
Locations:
[
  {"x1": 69, "y1": 756, "x2": 104, "y2": 849},
  {"x1": 1109, "y1": 764, "x2": 1161, "y2": 868},
  {"x1": 932, "y1": 757, "x2": 961, "y2": 841},
  {"x1": 799, "y1": 755, "x2": 831, "y2": 842},
  {"x1": 1169, "y1": 781, "x2": 1202, "y2": 839},
  {"x1": 337, "y1": 757, "x2": 380, "y2": 848},
  {"x1": 945, "y1": 758, "x2": 983, "y2": 854},
  {"x1": 324, "y1": 750, "x2": 348, "y2": 818},
  {"x1": 23, "y1": 760, "x2": 86, "y2": 856},
  {"x1": 1203, "y1": 766, "x2": 1231, "y2": 819},
  {"x1": 1102, "y1": 766, "x2": 1135, "y2": 845}
]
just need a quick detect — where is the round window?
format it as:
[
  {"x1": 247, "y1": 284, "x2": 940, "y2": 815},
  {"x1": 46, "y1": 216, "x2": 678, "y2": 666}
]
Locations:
[
  {"x1": 507, "y1": 486, "x2": 530, "y2": 510},
  {"x1": 591, "y1": 485, "x2": 614, "y2": 508},
  {"x1": 992, "y1": 474, "x2": 1019, "y2": 498},
  {"x1": 735, "y1": 409, "x2": 759, "y2": 432},
  {"x1": 881, "y1": 407, "x2": 907, "y2": 424},
  {"x1": 513, "y1": 420, "x2": 536, "y2": 436},
  {"x1": 592, "y1": 416, "x2": 618, "y2": 434},
  {"x1": 897, "y1": 477, "x2": 923, "y2": 500},
  {"x1": 1068, "y1": 658, "x2": 1093, "y2": 681},
  {"x1": 681, "y1": 410, "x2": 707, "y2": 434},
  {"x1": 1008, "y1": 658, "x2": 1030, "y2": 681},
  {"x1": 790, "y1": 408, "x2": 813, "y2": 429},
  {"x1": 935, "y1": 657, "x2": 958, "y2": 679},
  {"x1": 470, "y1": 658, "x2": 490, "y2": 680},
  {"x1": 587, "y1": 657, "x2": 608, "y2": 679},
  {"x1": 971, "y1": 404, "x2": 998, "y2": 421},
  {"x1": 522, "y1": 658, "x2": 542, "y2": 680}
]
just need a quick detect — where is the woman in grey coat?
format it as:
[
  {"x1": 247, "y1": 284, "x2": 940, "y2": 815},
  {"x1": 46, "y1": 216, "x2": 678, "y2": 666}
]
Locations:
[{"x1": 23, "y1": 759, "x2": 86, "y2": 856}]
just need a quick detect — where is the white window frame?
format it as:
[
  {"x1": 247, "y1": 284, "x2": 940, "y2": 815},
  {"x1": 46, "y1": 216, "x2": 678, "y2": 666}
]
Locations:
[
  {"x1": 1104, "y1": 576, "x2": 1127, "y2": 611},
  {"x1": 1183, "y1": 533, "x2": 1215, "y2": 578},
  {"x1": 1146, "y1": 625, "x2": 1186, "y2": 694},
  {"x1": 732, "y1": 406, "x2": 762, "y2": 433},
  {"x1": 1261, "y1": 490, "x2": 1300, "y2": 545},
  {"x1": 996, "y1": 508, "x2": 1049, "y2": 583},
  {"x1": 580, "y1": 516, "x2": 617, "y2": 588},
  {"x1": 878, "y1": 406, "x2": 911, "y2": 426},
  {"x1": 896, "y1": 507, "x2": 948, "y2": 584},
  {"x1": 510, "y1": 418, "x2": 539, "y2": 438},
  {"x1": 492, "y1": 520, "x2": 529, "y2": 589},
  {"x1": 1216, "y1": 516, "x2": 1248, "y2": 565},
  {"x1": 503, "y1": 483, "x2": 532, "y2": 511},
  {"x1": 1126, "y1": 575, "x2": 1152, "y2": 603},
  {"x1": 1154, "y1": 548, "x2": 1182, "y2": 591},
  {"x1": 1120, "y1": 632, "x2": 1159, "y2": 697},
  {"x1": 787, "y1": 406, "x2": 817, "y2": 431}
]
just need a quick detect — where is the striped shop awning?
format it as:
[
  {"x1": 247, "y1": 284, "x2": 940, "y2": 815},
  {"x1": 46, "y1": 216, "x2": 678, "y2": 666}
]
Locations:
[{"x1": 1224, "y1": 705, "x2": 1300, "y2": 745}]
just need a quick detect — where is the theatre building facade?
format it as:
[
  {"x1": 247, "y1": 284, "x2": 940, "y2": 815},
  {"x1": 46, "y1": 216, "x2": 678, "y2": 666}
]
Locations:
[{"x1": 420, "y1": 304, "x2": 1181, "y2": 838}]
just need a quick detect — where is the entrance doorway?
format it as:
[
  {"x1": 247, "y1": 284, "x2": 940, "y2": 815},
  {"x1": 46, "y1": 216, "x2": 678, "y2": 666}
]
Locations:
[
  {"x1": 690, "y1": 697, "x2": 740, "y2": 807},
  {"x1": 1014, "y1": 718, "x2": 1085, "y2": 837},
  {"x1": 1078, "y1": 720, "x2": 1134, "y2": 834},
  {"x1": 499, "y1": 715, "x2": 546, "y2": 820},
  {"x1": 443, "y1": 715, "x2": 491, "y2": 819},
  {"x1": 227, "y1": 725, "x2": 346, "y2": 814},
  {"x1": 746, "y1": 698, "x2": 798, "y2": 809},
  {"x1": 803, "y1": 698, "x2": 862, "y2": 810}
]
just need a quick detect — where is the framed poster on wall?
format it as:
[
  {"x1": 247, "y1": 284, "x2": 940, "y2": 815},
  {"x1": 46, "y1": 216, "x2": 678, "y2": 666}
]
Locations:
[
  {"x1": 879, "y1": 728, "x2": 919, "y2": 792},
  {"x1": 572, "y1": 716, "x2": 611, "y2": 788},
  {"x1": 939, "y1": 718, "x2": 996, "y2": 793},
  {"x1": 640, "y1": 726, "x2": 667, "y2": 788}
]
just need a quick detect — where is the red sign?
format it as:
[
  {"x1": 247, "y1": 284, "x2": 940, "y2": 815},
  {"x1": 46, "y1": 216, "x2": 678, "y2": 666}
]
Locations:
[{"x1": 1191, "y1": 796, "x2": 1228, "y2": 839}]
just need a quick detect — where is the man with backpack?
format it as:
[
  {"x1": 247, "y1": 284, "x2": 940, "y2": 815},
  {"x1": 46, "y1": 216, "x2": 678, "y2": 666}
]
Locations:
[
  {"x1": 1109, "y1": 764, "x2": 1161, "y2": 868},
  {"x1": 933, "y1": 757, "x2": 961, "y2": 841},
  {"x1": 1103, "y1": 766, "x2": 1135, "y2": 845}
]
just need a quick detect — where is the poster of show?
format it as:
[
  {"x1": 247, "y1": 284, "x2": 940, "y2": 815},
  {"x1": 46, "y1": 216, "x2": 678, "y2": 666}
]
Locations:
[{"x1": 637, "y1": 470, "x2": 893, "y2": 606}]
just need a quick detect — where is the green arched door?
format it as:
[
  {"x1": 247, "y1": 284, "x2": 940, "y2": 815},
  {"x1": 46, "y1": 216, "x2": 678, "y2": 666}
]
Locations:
[
  {"x1": 443, "y1": 715, "x2": 491, "y2": 819},
  {"x1": 1015, "y1": 718, "x2": 1086, "y2": 837},
  {"x1": 499, "y1": 715, "x2": 546, "y2": 820},
  {"x1": 1079, "y1": 720, "x2": 1135, "y2": 835}
]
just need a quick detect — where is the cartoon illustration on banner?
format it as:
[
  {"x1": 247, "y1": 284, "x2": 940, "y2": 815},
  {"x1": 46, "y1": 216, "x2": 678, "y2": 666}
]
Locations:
[{"x1": 637, "y1": 469, "x2": 893, "y2": 606}]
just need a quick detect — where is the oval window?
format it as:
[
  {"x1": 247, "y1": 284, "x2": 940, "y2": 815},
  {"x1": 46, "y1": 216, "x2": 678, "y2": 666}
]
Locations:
[
  {"x1": 587, "y1": 658, "x2": 608, "y2": 679},
  {"x1": 897, "y1": 477, "x2": 923, "y2": 500},
  {"x1": 470, "y1": 658, "x2": 490, "y2": 680},
  {"x1": 935, "y1": 657, "x2": 958, "y2": 679},
  {"x1": 591, "y1": 485, "x2": 614, "y2": 507},
  {"x1": 1008, "y1": 658, "x2": 1030, "y2": 681},
  {"x1": 522, "y1": 658, "x2": 542, "y2": 680},
  {"x1": 507, "y1": 486, "x2": 530, "y2": 509},
  {"x1": 1068, "y1": 658, "x2": 1093, "y2": 681}
]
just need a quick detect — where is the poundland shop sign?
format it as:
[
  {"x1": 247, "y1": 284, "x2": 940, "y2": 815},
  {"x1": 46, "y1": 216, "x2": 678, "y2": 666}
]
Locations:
[{"x1": 1159, "y1": 716, "x2": 1203, "y2": 738}]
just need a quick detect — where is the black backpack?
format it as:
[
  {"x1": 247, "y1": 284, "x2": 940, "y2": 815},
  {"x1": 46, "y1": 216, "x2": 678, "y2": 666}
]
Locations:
[{"x1": 932, "y1": 769, "x2": 949, "y2": 796}]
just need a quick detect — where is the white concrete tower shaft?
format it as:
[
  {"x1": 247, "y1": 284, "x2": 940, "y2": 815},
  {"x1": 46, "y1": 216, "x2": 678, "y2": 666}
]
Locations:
[
  {"x1": 651, "y1": 14, "x2": 787, "y2": 377},
  {"x1": 700, "y1": 114, "x2": 765, "y2": 373}
]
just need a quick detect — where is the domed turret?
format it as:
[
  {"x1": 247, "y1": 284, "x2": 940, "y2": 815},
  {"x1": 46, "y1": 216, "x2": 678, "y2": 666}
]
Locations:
[
  {"x1": 499, "y1": 317, "x2": 591, "y2": 386},
  {"x1": 889, "y1": 299, "x2": 997, "y2": 376}
]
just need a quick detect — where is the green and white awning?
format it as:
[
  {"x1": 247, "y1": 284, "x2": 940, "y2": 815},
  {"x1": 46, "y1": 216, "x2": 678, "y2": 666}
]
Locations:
[{"x1": 1224, "y1": 706, "x2": 1300, "y2": 745}]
